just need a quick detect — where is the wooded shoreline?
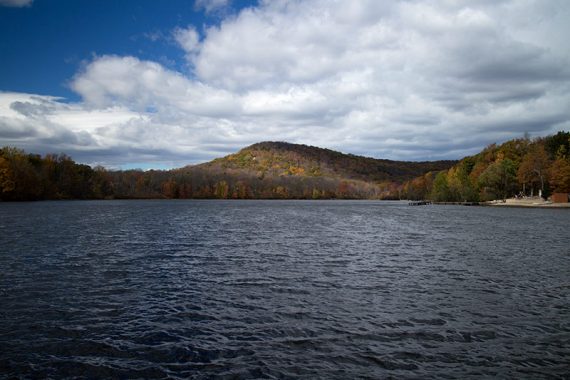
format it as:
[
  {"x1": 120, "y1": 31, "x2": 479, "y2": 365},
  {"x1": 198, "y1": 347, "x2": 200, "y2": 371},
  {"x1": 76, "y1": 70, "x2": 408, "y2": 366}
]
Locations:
[
  {"x1": 1, "y1": 132, "x2": 569, "y2": 202},
  {"x1": 411, "y1": 198, "x2": 570, "y2": 208}
]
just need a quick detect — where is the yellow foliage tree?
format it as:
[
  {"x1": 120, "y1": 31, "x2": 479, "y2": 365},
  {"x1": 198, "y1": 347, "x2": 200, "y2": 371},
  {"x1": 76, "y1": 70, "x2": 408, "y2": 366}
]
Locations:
[{"x1": 0, "y1": 156, "x2": 15, "y2": 194}]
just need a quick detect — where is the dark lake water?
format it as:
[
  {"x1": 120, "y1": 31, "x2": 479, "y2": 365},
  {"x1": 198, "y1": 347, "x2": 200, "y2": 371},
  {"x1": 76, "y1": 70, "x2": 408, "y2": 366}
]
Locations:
[{"x1": 0, "y1": 200, "x2": 569, "y2": 379}]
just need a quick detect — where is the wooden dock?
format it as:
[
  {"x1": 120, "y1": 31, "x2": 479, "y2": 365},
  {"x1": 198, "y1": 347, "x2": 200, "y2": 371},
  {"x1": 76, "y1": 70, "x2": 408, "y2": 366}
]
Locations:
[
  {"x1": 433, "y1": 202, "x2": 481, "y2": 206},
  {"x1": 408, "y1": 201, "x2": 432, "y2": 206},
  {"x1": 408, "y1": 201, "x2": 481, "y2": 206}
]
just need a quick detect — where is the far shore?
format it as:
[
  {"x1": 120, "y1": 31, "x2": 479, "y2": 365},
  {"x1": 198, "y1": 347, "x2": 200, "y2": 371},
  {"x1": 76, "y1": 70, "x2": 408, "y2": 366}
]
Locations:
[{"x1": 419, "y1": 197, "x2": 570, "y2": 208}]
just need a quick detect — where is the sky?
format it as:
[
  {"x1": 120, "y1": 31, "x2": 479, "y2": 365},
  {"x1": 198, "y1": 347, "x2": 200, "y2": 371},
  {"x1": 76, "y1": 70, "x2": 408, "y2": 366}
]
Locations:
[{"x1": 1, "y1": 0, "x2": 569, "y2": 169}]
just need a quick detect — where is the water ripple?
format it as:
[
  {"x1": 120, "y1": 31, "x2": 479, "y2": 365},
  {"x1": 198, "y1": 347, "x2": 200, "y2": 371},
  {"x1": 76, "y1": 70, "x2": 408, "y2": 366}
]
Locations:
[{"x1": 1, "y1": 200, "x2": 569, "y2": 379}]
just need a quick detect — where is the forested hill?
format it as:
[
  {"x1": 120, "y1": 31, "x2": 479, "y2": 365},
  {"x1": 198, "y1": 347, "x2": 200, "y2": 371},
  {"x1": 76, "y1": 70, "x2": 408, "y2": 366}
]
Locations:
[
  {"x1": 196, "y1": 141, "x2": 456, "y2": 183},
  {"x1": 400, "y1": 131, "x2": 570, "y2": 202},
  {"x1": 5, "y1": 134, "x2": 567, "y2": 201},
  {"x1": 0, "y1": 142, "x2": 455, "y2": 201},
  {"x1": 4, "y1": 134, "x2": 569, "y2": 202},
  {"x1": 165, "y1": 141, "x2": 456, "y2": 199}
]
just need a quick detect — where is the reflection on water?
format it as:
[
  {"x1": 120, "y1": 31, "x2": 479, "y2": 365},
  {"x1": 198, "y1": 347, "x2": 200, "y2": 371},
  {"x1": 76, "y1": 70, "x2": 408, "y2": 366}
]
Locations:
[{"x1": 1, "y1": 200, "x2": 569, "y2": 379}]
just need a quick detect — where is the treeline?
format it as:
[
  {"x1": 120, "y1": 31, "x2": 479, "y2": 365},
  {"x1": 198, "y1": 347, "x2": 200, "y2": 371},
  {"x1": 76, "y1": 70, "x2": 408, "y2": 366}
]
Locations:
[
  {"x1": 0, "y1": 141, "x2": 452, "y2": 201},
  {"x1": 0, "y1": 146, "x2": 397, "y2": 201},
  {"x1": 4, "y1": 133, "x2": 567, "y2": 202},
  {"x1": 400, "y1": 131, "x2": 570, "y2": 201},
  {"x1": 0, "y1": 147, "x2": 112, "y2": 201},
  {"x1": 107, "y1": 168, "x2": 395, "y2": 200}
]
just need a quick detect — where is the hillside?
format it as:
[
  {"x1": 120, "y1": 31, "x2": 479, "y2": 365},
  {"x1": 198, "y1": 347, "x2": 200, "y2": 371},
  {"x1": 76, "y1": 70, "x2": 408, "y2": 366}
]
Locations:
[
  {"x1": 400, "y1": 131, "x2": 570, "y2": 202},
  {"x1": 162, "y1": 141, "x2": 456, "y2": 199},
  {"x1": 1, "y1": 142, "x2": 456, "y2": 200},
  {"x1": 6, "y1": 134, "x2": 569, "y2": 202},
  {"x1": 196, "y1": 141, "x2": 455, "y2": 183}
]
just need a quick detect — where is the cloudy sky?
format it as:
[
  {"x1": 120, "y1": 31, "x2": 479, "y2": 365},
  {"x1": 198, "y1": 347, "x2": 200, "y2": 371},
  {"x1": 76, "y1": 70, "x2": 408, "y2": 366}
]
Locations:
[{"x1": 1, "y1": 0, "x2": 569, "y2": 169}]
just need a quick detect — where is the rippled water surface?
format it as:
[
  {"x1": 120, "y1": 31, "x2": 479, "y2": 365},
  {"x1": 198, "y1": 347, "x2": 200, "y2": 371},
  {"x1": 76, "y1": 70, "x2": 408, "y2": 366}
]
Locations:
[{"x1": 1, "y1": 200, "x2": 569, "y2": 379}]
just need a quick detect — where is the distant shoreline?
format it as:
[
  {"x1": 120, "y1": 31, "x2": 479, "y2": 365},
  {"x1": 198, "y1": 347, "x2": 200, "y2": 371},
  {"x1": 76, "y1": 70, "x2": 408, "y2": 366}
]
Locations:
[
  {"x1": 410, "y1": 198, "x2": 570, "y2": 208},
  {"x1": 481, "y1": 201, "x2": 570, "y2": 208},
  {"x1": 2, "y1": 198, "x2": 569, "y2": 208},
  {"x1": 431, "y1": 199, "x2": 570, "y2": 208}
]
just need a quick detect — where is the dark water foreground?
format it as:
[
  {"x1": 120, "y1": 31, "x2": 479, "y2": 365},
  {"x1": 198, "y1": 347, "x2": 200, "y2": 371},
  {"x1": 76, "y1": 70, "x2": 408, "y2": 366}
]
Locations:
[{"x1": 0, "y1": 200, "x2": 569, "y2": 379}]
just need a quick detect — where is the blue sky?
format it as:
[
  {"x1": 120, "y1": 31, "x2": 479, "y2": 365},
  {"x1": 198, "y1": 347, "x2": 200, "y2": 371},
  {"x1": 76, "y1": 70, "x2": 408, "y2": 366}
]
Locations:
[
  {"x1": 0, "y1": 0, "x2": 256, "y2": 101},
  {"x1": 1, "y1": 0, "x2": 569, "y2": 169}
]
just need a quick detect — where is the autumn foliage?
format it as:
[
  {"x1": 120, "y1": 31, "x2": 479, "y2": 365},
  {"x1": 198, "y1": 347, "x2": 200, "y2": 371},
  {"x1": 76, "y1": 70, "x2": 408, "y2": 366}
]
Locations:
[
  {"x1": 2, "y1": 133, "x2": 569, "y2": 202},
  {"x1": 0, "y1": 147, "x2": 112, "y2": 201},
  {"x1": 400, "y1": 131, "x2": 570, "y2": 201},
  {"x1": 0, "y1": 142, "x2": 454, "y2": 201}
]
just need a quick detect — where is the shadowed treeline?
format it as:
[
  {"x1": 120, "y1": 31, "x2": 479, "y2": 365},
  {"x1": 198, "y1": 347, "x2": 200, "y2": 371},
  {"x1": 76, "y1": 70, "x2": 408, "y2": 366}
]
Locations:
[{"x1": 0, "y1": 149, "x2": 111, "y2": 201}]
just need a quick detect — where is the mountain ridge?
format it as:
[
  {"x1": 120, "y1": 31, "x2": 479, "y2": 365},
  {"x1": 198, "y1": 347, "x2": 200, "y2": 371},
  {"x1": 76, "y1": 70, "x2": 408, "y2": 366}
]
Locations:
[
  {"x1": 190, "y1": 141, "x2": 456, "y2": 184},
  {"x1": 0, "y1": 140, "x2": 461, "y2": 200}
]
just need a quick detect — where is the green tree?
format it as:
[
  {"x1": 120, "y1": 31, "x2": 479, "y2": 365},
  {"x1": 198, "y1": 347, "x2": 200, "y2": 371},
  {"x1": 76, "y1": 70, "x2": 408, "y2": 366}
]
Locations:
[
  {"x1": 478, "y1": 158, "x2": 517, "y2": 201},
  {"x1": 448, "y1": 163, "x2": 479, "y2": 202},
  {"x1": 430, "y1": 171, "x2": 451, "y2": 201},
  {"x1": 544, "y1": 131, "x2": 570, "y2": 159}
]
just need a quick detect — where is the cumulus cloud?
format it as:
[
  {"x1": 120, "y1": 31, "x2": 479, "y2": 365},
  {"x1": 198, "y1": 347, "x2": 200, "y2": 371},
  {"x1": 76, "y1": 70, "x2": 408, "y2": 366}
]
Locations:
[
  {"x1": 0, "y1": 0, "x2": 32, "y2": 7},
  {"x1": 71, "y1": 56, "x2": 240, "y2": 117},
  {"x1": 1, "y1": 0, "x2": 570, "y2": 167}
]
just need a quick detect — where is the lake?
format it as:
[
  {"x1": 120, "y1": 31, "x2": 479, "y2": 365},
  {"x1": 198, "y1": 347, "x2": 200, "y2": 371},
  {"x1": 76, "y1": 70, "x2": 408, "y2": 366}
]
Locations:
[{"x1": 0, "y1": 200, "x2": 569, "y2": 379}]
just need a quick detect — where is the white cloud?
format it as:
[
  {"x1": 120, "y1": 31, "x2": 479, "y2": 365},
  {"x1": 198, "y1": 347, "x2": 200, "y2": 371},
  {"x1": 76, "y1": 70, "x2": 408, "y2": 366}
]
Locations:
[
  {"x1": 0, "y1": 0, "x2": 32, "y2": 7},
  {"x1": 194, "y1": 0, "x2": 230, "y2": 14},
  {"x1": 72, "y1": 55, "x2": 240, "y2": 117},
  {"x1": 1, "y1": 0, "x2": 570, "y2": 167},
  {"x1": 173, "y1": 26, "x2": 200, "y2": 56}
]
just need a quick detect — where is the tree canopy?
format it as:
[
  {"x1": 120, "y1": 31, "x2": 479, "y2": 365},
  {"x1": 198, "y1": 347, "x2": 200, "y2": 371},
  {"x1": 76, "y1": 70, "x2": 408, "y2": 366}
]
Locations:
[
  {"x1": 3, "y1": 132, "x2": 569, "y2": 202},
  {"x1": 400, "y1": 131, "x2": 570, "y2": 201}
]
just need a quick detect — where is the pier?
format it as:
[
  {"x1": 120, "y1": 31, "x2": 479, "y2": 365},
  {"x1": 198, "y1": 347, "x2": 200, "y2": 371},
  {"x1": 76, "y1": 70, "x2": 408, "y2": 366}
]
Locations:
[
  {"x1": 408, "y1": 200, "x2": 432, "y2": 206},
  {"x1": 433, "y1": 202, "x2": 480, "y2": 206},
  {"x1": 408, "y1": 201, "x2": 481, "y2": 206}
]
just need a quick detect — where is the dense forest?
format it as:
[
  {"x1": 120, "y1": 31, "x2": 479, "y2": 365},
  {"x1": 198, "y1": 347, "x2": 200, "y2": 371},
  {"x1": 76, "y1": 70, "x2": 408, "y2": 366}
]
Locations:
[
  {"x1": 0, "y1": 142, "x2": 454, "y2": 201},
  {"x1": 0, "y1": 148, "x2": 111, "y2": 201},
  {"x1": 201, "y1": 142, "x2": 456, "y2": 183},
  {"x1": 2, "y1": 133, "x2": 569, "y2": 201},
  {"x1": 400, "y1": 131, "x2": 570, "y2": 201}
]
